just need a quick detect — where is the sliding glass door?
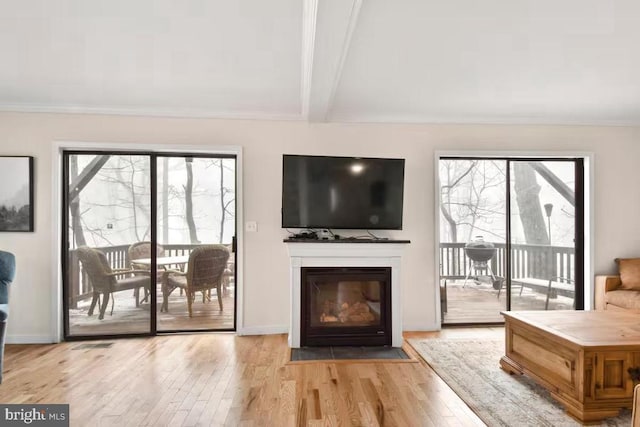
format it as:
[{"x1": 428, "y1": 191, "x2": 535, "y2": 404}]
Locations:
[
  {"x1": 156, "y1": 155, "x2": 236, "y2": 332},
  {"x1": 438, "y1": 157, "x2": 584, "y2": 325},
  {"x1": 508, "y1": 160, "x2": 583, "y2": 312},
  {"x1": 438, "y1": 159, "x2": 507, "y2": 323},
  {"x1": 64, "y1": 153, "x2": 153, "y2": 336},
  {"x1": 62, "y1": 151, "x2": 237, "y2": 339}
]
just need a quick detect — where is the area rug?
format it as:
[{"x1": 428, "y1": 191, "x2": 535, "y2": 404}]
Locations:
[{"x1": 408, "y1": 338, "x2": 632, "y2": 427}]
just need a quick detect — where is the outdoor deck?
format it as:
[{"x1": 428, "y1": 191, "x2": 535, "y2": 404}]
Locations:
[
  {"x1": 440, "y1": 241, "x2": 576, "y2": 324},
  {"x1": 442, "y1": 280, "x2": 575, "y2": 324},
  {"x1": 69, "y1": 286, "x2": 235, "y2": 335}
]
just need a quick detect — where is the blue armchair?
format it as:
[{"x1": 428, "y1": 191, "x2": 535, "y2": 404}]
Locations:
[{"x1": 0, "y1": 250, "x2": 16, "y2": 384}]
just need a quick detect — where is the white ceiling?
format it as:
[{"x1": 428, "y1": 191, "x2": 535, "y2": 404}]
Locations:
[{"x1": 1, "y1": 0, "x2": 639, "y2": 124}]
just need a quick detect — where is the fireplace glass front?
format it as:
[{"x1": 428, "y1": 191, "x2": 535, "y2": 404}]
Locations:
[{"x1": 301, "y1": 267, "x2": 391, "y2": 346}]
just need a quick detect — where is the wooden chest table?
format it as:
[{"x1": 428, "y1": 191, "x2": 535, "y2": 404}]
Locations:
[{"x1": 501, "y1": 310, "x2": 640, "y2": 423}]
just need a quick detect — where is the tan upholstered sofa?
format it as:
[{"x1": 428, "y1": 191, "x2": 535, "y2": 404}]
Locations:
[
  {"x1": 594, "y1": 275, "x2": 640, "y2": 311},
  {"x1": 595, "y1": 258, "x2": 640, "y2": 312}
]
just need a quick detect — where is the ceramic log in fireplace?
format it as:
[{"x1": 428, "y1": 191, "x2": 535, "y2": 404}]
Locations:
[{"x1": 301, "y1": 267, "x2": 392, "y2": 346}]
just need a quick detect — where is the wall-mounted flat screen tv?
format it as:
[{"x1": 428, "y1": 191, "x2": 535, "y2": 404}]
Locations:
[{"x1": 282, "y1": 155, "x2": 405, "y2": 230}]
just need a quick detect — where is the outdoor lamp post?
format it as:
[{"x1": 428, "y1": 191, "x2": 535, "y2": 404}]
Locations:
[
  {"x1": 544, "y1": 203, "x2": 553, "y2": 244},
  {"x1": 544, "y1": 203, "x2": 554, "y2": 288}
]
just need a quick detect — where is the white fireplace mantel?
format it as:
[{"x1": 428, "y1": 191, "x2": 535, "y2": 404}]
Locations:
[{"x1": 285, "y1": 241, "x2": 409, "y2": 348}]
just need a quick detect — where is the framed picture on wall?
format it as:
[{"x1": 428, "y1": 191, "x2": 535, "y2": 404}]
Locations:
[{"x1": 0, "y1": 156, "x2": 34, "y2": 232}]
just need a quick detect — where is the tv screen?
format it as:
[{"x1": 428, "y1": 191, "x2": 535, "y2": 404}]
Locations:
[{"x1": 282, "y1": 155, "x2": 405, "y2": 230}]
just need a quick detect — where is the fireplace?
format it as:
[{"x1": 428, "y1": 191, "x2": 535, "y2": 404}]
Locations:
[
  {"x1": 285, "y1": 240, "x2": 408, "y2": 348},
  {"x1": 301, "y1": 267, "x2": 391, "y2": 346}
]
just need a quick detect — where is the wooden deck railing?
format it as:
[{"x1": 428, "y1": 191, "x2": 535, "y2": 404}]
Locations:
[
  {"x1": 67, "y1": 243, "x2": 205, "y2": 308},
  {"x1": 439, "y1": 242, "x2": 575, "y2": 282}
]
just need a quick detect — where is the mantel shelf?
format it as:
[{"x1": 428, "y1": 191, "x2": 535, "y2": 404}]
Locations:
[{"x1": 283, "y1": 239, "x2": 411, "y2": 244}]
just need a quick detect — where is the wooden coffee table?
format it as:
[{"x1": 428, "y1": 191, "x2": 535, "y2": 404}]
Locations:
[{"x1": 501, "y1": 310, "x2": 640, "y2": 423}]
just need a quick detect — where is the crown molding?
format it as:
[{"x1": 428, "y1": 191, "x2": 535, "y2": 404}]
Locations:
[
  {"x1": 0, "y1": 104, "x2": 305, "y2": 121},
  {"x1": 326, "y1": 112, "x2": 640, "y2": 127},
  {"x1": 2, "y1": 104, "x2": 637, "y2": 127}
]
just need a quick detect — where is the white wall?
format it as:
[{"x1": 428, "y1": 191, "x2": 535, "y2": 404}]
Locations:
[{"x1": 0, "y1": 112, "x2": 639, "y2": 342}]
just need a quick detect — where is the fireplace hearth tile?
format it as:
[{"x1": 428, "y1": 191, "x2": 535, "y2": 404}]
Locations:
[{"x1": 290, "y1": 346, "x2": 409, "y2": 361}]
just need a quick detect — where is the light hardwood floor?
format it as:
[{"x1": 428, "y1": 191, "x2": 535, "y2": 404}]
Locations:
[{"x1": 0, "y1": 330, "x2": 499, "y2": 426}]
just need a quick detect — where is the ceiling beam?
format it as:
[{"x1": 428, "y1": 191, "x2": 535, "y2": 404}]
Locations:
[
  {"x1": 301, "y1": 0, "x2": 319, "y2": 118},
  {"x1": 301, "y1": 0, "x2": 363, "y2": 122}
]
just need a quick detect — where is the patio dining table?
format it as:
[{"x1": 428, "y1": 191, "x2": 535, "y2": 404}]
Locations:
[
  {"x1": 133, "y1": 255, "x2": 189, "y2": 268},
  {"x1": 134, "y1": 256, "x2": 190, "y2": 312}
]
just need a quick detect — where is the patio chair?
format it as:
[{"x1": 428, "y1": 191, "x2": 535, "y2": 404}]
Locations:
[
  {"x1": 76, "y1": 247, "x2": 151, "y2": 320},
  {"x1": 222, "y1": 246, "x2": 235, "y2": 296},
  {"x1": 161, "y1": 245, "x2": 229, "y2": 316},
  {"x1": 128, "y1": 241, "x2": 165, "y2": 270}
]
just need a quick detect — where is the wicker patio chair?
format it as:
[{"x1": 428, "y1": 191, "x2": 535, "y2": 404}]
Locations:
[
  {"x1": 128, "y1": 241, "x2": 165, "y2": 269},
  {"x1": 76, "y1": 247, "x2": 151, "y2": 320},
  {"x1": 161, "y1": 245, "x2": 229, "y2": 316},
  {"x1": 222, "y1": 245, "x2": 235, "y2": 296}
]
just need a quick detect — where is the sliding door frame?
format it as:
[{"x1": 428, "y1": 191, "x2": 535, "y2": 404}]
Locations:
[
  {"x1": 506, "y1": 158, "x2": 585, "y2": 312},
  {"x1": 52, "y1": 142, "x2": 243, "y2": 342},
  {"x1": 154, "y1": 152, "x2": 238, "y2": 334},
  {"x1": 61, "y1": 150, "x2": 157, "y2": 340},
  {"x1": 434, "y1": 151, "x2": 593, "y2": 328}
]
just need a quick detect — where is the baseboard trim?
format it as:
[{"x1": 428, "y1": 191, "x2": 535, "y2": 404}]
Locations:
[
  {"x1": 238, "y1": 325, "x2": 288, "y2": 336},
  {"x1": 238, "y1": 325, "x2": 442, "y2": 336},
  {"x1": 403, "y1": 323, "x2": 441, "y2": 332},
  {"x1": 6, "y1": 335, "x2": 56, "y2": 344}
]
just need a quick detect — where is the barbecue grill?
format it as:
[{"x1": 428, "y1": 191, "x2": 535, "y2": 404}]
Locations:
[
  {"x1": 463, "y1": 236, "x2": 497, "y2": 286},
  {"x1": 464, "y1": 244, "x2": 495, "y2": 263}
]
